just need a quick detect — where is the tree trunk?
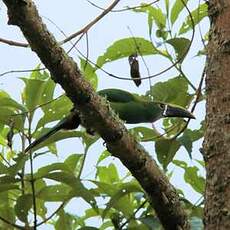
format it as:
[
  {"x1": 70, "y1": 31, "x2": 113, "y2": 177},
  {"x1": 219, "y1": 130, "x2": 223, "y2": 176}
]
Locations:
[{"x1": 203, "y1": 1, "x2": 230, "y2": 229}]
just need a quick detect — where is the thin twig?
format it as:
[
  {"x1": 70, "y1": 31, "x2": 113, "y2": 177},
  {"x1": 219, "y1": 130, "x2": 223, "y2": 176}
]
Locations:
[
  {"x1": 0, "y1": 1, "x2": 120, "y2": 47},
  {"x1": 83, "y1": 32, "x2": 90, "y2": 71},
  {"x1": 118, "y1": 200, "x2": 148, "y2": 229},
  {"x1": 77, "y1": 143, "x2": 88, "y2": 179},
  {"x1": 11, "y1": 94, "x2": 64, "y2": 118},
  {"x1": 28, "y1": 115, "x2": 37, "y2": 229},
  {"x1": 60, "y1": 0, "x2": 121, "y2": 45},
  {"x1": 36, "y1": 202, "x2": 66, "y2": 227},
  {"x1": 86, "y1": 0, "x2": 159, "y2": 13},
  {"x1": 197, "y1": 0, "x2": 208, "y2": 49},
  {"x1": 0, "y1": 37, "x2": 28, "y2": 47},
  {"x1": 0, "y1": 67, "x2": 45, "y2": 78},
  {"x1": 171, "y1": 67, "x2": 206, "y2": 140},
  {"x1": 20, "y1": 134, "x2": 26, "y2": 196},
  {"x1": 0, "y1": 215, "x2": 26, "y2": 230}
]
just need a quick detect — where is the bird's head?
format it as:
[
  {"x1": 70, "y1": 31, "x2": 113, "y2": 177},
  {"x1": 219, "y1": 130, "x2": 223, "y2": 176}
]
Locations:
[{"x1": 158, "y1": 103, "x2": 195, "y2": 119}]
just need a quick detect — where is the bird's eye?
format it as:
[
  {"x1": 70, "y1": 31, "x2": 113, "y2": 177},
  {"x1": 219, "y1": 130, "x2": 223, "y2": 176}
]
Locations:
[{"x1": 159, "y1": 103, "x2": 165, "y2": 109}]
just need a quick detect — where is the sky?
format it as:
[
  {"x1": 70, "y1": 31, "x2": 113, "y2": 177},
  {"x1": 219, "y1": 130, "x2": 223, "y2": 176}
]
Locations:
[{"x1": 0, "y1": 0, "x2": 208, "y2": 229}]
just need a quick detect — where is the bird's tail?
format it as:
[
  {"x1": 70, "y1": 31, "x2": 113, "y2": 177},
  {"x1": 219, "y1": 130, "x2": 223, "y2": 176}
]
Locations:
[
  {"x1": 25, "y1": 122, "x2": 64, "y2": 153},
  {"x1": 25, "y1": 110, "x2": 81, "y2": 153}
]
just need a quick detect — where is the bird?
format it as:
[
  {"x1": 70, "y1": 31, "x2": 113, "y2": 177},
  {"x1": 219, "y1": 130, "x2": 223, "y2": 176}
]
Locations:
[
  {"x1": 98, "y1": 88, "x2": 194, "y2": 123},
  {"x1": 25, "y1": 88, "x2": 194, "y2": 152}
]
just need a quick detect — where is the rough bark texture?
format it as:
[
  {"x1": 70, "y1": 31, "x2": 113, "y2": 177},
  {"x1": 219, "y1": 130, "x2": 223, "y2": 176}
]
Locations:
[
  {"x1": 203, "y1": 1, "x2": 230, "y2": 229},
  {"x1": 3, "y1": 0, "x2": 190, "y2": 229}
]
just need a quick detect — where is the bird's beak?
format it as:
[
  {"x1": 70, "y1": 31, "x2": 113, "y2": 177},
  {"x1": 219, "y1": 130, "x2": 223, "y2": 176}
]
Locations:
[{"x1": 164, "y1": 105, "x2": 195, "y2": 119}]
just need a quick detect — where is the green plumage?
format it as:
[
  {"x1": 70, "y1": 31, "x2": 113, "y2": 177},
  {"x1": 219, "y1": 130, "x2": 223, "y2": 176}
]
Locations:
[
  {"x1": 25, "y1": 88, "x2": 194, "y2": 152},
  {"x1": 99, "y1": 89, "x2": 164, "y2": 123}
]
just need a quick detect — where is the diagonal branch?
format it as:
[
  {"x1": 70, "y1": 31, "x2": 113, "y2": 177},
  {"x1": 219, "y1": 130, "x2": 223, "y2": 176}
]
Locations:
[
  {"x1": 2, "y1": 1, "x2": 189, "y2": 229},
  {"x1": 60, "y1": 0, "x2": 120, "y2": 44},
  {"x1": 0, "y1": 0, "x2": 120, "y2": 48}
]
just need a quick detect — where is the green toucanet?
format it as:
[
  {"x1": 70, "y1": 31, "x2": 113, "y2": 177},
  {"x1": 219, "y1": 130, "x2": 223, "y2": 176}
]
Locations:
[{"x1": 25, "y1": 88, "x2": 194, "y2": 152}]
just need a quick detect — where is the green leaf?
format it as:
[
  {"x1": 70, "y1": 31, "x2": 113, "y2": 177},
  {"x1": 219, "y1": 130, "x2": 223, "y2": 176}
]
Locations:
[
  {"x1": 82, "y1": 132, "x2": 99, "y2": 151},
  {"x1": 37, "y1": 184, "x2": 73, "y2": 201},
  {"x1": 173, "y1": 160, "x2": 205, "y2": 194},
  {"x1": 0, "y1": 175, "x2": 20, "y2": 184},
  {"x1": 103, "y1": 192, "x2": 134, "y2": 219},
  {"x1": 39, "y1": 73, "x2": 56, "y2": 106},
  {"x1": 0, "y1": 134, "x2": 7, "y2": 146},
  {"x1": 148, "y1": 76, "x2": 192, "y2": 107},
  {"x1": 182, "y1": 198, "x2": 203, "y2": 218},
  {"x1": 155, "y1": 139, "x2": 181, "y2": 170},
  {"x1": 47, "y1": 143, "x2": 57, "y2": 155},
  {"x1": 20, "y1": 76, "x2": 48, "y2": 113},
  {"x1": 179, "y1": 128, "x2": 204, "y2": 157},
  {"x1": 179, "y1": 3, "x2": 208, "y2": 35},
  {"x1": 96, "y1": 37, "x2": 159, "y2": 68},
  {"x1": 55, "y1": 209, "x2": 78, "y2": 230},
  {"x1": 164, "y1": 0, "x2": 169, "y2": 16},
  {"x1": 166, "y1": 38, "x2": 190, "y2": 62},
  {"x1": 0, "y1": 161, "x2": 8, "y2": 174},
  {"x1": 96, "y1": 150, "x2": 111, "y2": 166},
  {"x1": 0, "y1": 192, "x2": 16, "y2": 228},
  {"x1": 170, "y1": 0, "x2": 189, "y2": 25},
  {"x1": 162, "y1": 118, "x2": 187, "y2": 137},
  {"x1": 0, "y1": 184, "x2": 19, "y2": 193},
  {"x1": 34, "y1": 180, "x2": 47, "y2": 219},
  {"x1": 36, "y1": 95, "x2": 72, "y2": 130},
  {"x1": 133, "y1": 4, "x2": 166, "y2": 35},
  {"x1": 83, "y1": 208, "x2": 101, "y2": 220},
  {"x1": 0, "y1": 106, "x2": 25, "y2": 131},
  {"x1": 90, "y1": 181, "x2": 116, "y2": 196},
  {"x1": 96, "y1": 163, "x2": 119, "y2": 184},
  {"x1": 196, "y1": 159, "x2": 205, "y2": 167},
  {"x1": 184, "y1": 167, "x2": 205, "y2": 194},
  {"x1": 64, "y1": 154, "x2": 84, "y2": 176},
  {"x1": 35, "y1": 163, "x2": 70, "y2": 179},
  {"x1": 8, "y1": 153, "x2": 28, "y2": 176},
  {"x1": 0, "y1": 91, "x2": 26, "y2": 112},
  {"x1": 100, "y1": 220, "x2": 113, "y2": 230},
  {"x1": 102, "y1": 182, "x2": 142, "y2": 218},
  {"x1": 173, "y1": 159, "x2": 187, "y2": 168},
  {"x1": 43, "y1": 172, "x2": 97, "y2": 207},
  {"x1": 128, "y1": 220, "x2": 148, "y2": 229},
  {"x1": 156, "y1": 29, "x2": 168, "y2": 40},
  {"x1": 80, "y1": 58, "x2": 98, "y2": 90},
  {"x1": 43, "y1": 171, "x2": 79, "y2": 186},
  {"x1": 130, "y1": 126, "x2": 161, "y2": 142},
  {"x1": 14, "y1": 194, "x2": 33, "y2": 223}
]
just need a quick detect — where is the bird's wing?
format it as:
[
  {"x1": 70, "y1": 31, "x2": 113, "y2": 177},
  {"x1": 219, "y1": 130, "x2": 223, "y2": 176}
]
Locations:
[{"x1": 98, "y1": 88, "x2": 137, "y2": 103}]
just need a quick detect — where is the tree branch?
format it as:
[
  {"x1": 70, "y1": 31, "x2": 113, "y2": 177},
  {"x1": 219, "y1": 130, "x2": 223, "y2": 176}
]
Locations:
[{"x1": 2, "y1": 0, "x2": 189, "y2": 229}]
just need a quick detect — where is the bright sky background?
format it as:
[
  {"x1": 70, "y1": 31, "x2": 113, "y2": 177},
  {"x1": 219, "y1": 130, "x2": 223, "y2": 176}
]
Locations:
[{"x1": 0, "y1": 0, "x2": 208, "y2": 229}]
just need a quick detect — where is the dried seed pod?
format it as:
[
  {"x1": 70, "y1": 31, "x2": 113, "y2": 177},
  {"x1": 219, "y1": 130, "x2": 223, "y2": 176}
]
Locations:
[
  {"x1": 7, "y1": 120, "x2": 15, "y2": 149},
  {"x1": 128, "y1": 53, "x2": 141, "y2": 87}
]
